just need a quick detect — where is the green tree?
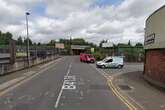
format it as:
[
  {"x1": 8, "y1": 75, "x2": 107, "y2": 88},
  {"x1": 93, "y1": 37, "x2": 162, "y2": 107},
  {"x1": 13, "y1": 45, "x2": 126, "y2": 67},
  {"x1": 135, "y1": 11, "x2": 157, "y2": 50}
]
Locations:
[
  {"x1": 17, "y1": 36, "x2": 23, "y2": 45},
  {"x1": 128, "y1": 40, "x2": 132, "y2": 46},
  {"x1": 0, "y1": 31, "x2": 13, "y2": 45},
  {"x1": 99, "y1": 40, "x2": 108, "y2": 47},
  {"x1": 135, "y1": 42, "x2": 143, "y2": 47},
  {"x1": 47, "y1": 40, "x2": 56, "y2": 46},
  {"x1": 72, "y1": 38, "x2": 85, "y2": 45},
  {"x1": 24, "y1": 38, "x2": 32, "y2": 45}
]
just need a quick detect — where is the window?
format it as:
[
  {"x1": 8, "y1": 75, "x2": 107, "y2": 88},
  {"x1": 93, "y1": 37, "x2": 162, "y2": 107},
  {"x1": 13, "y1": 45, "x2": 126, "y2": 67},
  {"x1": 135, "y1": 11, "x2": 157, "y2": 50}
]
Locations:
[{"x1": 106, "y1": 59, "x2": 113, "y2": 63}]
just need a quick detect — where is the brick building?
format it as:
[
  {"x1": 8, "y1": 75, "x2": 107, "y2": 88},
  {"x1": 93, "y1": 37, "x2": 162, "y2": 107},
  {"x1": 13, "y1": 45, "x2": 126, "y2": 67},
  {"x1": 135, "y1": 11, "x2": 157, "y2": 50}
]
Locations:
[{"x1": 144, "y1": 5, "x2": 165, "y2": 87}]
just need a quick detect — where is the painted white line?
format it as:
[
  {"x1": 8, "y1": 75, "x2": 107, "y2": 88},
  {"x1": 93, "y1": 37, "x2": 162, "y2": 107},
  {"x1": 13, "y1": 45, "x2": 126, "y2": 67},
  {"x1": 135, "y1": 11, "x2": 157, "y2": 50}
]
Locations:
[
  {"x1": 23, "y1": 71, "x2": 36, "y2": 77},
  {"x1": 54, "y1": 83, "x2": 64, "y2": 108},
  {"x1": 54, "y1": 62, "x2": 72, "y2": 109},
  {"x1": 0, "y1": 76, "x2": 25, "y2": 91},
  {"x1": 0, "y1": 58, "x2": 61, "y2": 97}
]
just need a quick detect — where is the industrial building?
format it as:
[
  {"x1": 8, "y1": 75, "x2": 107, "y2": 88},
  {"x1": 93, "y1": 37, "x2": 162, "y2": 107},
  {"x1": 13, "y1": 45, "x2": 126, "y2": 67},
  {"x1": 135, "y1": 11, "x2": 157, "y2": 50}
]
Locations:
[
  {"x1": 144, "y1": 5, "x2": 165, "y2": 87},
  {"x1": 71, "y1": 45, "x2": 89, "y2": 55}
]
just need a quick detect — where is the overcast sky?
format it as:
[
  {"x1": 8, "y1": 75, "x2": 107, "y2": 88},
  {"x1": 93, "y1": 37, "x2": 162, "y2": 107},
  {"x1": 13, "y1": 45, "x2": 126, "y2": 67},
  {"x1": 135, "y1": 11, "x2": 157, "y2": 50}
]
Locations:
[{"x1": 0, "y1": 0, "x2": 165, "y2": 44}]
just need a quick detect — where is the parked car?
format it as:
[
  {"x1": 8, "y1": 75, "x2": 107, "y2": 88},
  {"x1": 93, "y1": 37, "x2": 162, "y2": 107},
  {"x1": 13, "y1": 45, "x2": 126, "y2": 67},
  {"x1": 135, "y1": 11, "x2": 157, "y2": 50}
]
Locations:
[
  {"x1": 80, "y1": 53, "x2": 95, "y2": 63},
  {"x1": 96, "y1": 56, "x2": 124, "y2": 69}
]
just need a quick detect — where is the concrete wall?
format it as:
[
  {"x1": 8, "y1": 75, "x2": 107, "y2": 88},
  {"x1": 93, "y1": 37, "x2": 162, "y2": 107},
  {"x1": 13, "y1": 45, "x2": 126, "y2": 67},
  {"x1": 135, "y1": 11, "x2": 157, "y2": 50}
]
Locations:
[
  {"x1": 0, "y1": 55, "x2": 59, "y2": 75},
  {"x1": 145, "y1": 6, "x2": 165, "y2": 49}
]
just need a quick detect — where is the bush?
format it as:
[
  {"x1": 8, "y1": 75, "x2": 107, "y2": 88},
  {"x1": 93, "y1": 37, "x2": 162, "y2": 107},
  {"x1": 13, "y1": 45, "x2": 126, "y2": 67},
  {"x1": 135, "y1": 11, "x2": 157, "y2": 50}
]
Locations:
[{"x1": 93, "y1": 52, "x2": 105, "y2": 61}]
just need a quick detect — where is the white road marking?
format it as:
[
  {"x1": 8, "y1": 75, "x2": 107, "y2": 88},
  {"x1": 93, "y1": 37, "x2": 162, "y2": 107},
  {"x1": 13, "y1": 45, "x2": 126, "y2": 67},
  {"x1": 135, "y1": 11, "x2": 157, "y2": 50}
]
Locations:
[
  {"x1": 23, "y1": 71, "x2": 36, "y2": 77},
  {"x1": 54, "y1": 63, "x2": 72, "y2": 109},
  {"x1": 0, "y1": 59, "x2": 60, "y2": 97},
  {"x1": 0, "y1": 76, "x2": 25, "y2": 91},
  {"x1": 62, "y1": 85, "x2": 76, "y2": 90},
  {"x1": 18, "y1": 95, "x2": 27, "y2": 100}
]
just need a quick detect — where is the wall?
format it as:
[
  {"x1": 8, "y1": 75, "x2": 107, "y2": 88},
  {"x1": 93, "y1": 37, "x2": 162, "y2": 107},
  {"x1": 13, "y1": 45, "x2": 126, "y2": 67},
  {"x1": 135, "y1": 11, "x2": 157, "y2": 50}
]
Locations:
[
  {"x1": 145, "y1": 6, "x2": 165, "y2": 49},
  {"x1": 144, "y1": 49, "x2": 165, "y2": 84},
  {"x1": 0, "y1": 55, "x2": 59, "y2": 75}
]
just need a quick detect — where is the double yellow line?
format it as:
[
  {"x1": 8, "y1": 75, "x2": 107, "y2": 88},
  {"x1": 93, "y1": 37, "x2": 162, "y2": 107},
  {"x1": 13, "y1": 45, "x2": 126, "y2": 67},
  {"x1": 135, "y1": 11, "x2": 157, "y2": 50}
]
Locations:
[
  {"x1": 103, "y1": 74, "x2": 137, "y2": 110},
  {"x1": 107, "y1": 78, "x2": 137, "y2": 110}
]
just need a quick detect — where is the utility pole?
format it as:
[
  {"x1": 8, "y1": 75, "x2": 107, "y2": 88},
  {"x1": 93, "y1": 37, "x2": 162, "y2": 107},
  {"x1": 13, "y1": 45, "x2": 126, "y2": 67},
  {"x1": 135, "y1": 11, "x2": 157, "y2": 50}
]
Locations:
[{"x1": 26, "y1": 12, "x2": 30, "y2": 68}]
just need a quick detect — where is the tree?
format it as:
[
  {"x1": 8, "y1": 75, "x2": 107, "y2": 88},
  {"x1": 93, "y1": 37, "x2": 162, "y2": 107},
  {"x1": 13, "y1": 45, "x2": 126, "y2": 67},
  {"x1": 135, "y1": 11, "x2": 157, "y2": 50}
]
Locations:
[
  {"x1": 47, "y1": 40, "x2": 56, "y2": 46},
  {"x1": 72, "y1": 38, "x2": 85, "y2": 45},
  {"x1": 0, "y1": 31, "x2": 13, "y2": 45},
  {"x1": 17, "y1": 36, "x2": 23, "y2": 45},
  {"x1": 99, "y1": 40, "x2": 108, "y2": 47},
  {"x1": 135, "y1": 42, "x2": 143, "y2": 47},
  {"x1": 24, "y1": 38, "x2": 32, "y2": 45},
  {"x1": 128, "y1": 40, "x2": 132, "y2": 46},
  {"x1": 37, "y1": 42, "x2": 41, "y2": 46}
]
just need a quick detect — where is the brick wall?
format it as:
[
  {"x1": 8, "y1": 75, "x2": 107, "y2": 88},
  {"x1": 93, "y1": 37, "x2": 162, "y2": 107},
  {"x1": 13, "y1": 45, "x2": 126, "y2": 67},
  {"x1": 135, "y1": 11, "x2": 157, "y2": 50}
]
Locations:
[{"x1": 144, "y1": 49, "x2": 165, "y2": 84}]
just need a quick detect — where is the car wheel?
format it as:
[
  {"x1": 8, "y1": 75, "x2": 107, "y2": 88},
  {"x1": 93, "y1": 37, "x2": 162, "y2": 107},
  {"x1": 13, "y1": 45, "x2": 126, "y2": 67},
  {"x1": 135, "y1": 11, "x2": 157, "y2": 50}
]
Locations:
[
  {"x1": 101, "y1": 65, "x2": 105, "y2": 69},
  {"x1": 118, "y1": 65, "x2": 122, "y2": 69}
]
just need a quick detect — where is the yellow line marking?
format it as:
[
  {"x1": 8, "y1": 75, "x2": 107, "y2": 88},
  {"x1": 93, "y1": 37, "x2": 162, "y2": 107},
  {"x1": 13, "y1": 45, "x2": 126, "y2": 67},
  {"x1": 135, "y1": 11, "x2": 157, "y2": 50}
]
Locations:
[
  {"x1": 107, "y1": 78, "x2": 137, "y2": 110},
  {"x1": 90, "y1": 64, "x2": 137, "y2": 110},
  {"x1": 0, "y1": 58, "x2": 62, "y2": 97}
]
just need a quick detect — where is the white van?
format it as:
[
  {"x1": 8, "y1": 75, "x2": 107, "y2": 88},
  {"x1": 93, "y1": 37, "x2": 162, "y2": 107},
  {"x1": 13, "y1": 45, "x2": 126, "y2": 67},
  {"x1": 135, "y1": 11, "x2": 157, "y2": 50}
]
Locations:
[{"x1": 96, "y1": 56, "x2": 124, "y2": 69}]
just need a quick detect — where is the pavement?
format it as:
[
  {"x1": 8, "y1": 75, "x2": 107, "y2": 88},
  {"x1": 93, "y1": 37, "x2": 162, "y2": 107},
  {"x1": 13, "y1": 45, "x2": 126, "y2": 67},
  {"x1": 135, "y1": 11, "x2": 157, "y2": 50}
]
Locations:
[
  {"x1": 0, "y1": 56, "x2": 129, "y2": 110},
  {"x1": 114, "y1": 71, "x2": 165, "y2": 110},
  {"x1": 97, "y1": 62, "x2": 165, "y2": 110}
]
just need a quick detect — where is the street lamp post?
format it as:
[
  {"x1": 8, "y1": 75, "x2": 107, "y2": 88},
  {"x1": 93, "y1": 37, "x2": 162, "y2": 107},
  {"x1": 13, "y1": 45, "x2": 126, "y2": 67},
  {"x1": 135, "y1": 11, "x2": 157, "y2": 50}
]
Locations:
[{"x1": 25, "y1": 12, "x2": 30, "y2": 68}]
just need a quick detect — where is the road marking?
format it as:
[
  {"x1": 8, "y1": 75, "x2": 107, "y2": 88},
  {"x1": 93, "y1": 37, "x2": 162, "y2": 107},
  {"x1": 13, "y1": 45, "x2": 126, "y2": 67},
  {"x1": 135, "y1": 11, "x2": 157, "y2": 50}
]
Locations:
[
  {"x1": 54, "y1": 62, "x2": 72, "y2": 109},
  {"x1": 90, "y1": 64, "x2": 137, "y2": 110},
  {"x1": 23, "y1": 71, "x2": 36, "y2": 77},
  {"x1": 0, "y1": 58, "x2": 61, "y2": 97},
  {"x1": 0, "y1": 76, "x2": 25, "y2": 91}
]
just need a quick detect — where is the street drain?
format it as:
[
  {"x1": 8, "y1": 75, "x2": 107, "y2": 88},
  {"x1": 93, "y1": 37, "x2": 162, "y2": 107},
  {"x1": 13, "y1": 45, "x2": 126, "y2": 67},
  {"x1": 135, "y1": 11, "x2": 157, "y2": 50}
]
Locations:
[{"x1": 118, "y1": 84, "x2": 132, "y2": 91}]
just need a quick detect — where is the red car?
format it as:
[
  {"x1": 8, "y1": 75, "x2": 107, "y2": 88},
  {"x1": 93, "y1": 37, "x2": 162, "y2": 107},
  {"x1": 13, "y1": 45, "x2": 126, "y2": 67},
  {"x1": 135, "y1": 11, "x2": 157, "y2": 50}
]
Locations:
[{"x1": 80, "y1": 53, "x2": 95, "y2": 63}]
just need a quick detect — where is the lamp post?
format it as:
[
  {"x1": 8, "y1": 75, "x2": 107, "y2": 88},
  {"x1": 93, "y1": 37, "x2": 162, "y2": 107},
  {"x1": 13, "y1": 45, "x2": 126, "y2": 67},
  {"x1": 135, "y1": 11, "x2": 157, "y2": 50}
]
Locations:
[{"x1": 25, "y1": 12, "x2": 30, "y2": 68}]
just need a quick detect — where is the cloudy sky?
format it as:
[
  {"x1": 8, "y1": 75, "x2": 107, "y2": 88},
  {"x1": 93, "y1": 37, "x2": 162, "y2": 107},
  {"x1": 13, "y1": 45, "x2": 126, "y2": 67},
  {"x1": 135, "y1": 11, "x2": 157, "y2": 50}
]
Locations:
[{"x1": 0, "y1": 0, "x2": 165, "y2": 44}]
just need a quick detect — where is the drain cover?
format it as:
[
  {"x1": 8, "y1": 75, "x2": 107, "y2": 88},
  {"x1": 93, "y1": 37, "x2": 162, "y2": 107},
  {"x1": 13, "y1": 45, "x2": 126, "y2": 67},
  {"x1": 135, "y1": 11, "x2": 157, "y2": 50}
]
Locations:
[{"x1": 118, "y1": 84, "x2": 132, "y2": 91}]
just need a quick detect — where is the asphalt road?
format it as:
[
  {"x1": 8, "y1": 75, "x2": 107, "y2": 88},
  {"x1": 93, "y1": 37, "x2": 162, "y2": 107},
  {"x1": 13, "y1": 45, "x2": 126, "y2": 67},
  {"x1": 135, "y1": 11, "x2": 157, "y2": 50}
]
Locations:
[{"x1": 0, "y1": 56, "x2": 128, "y2": 110}]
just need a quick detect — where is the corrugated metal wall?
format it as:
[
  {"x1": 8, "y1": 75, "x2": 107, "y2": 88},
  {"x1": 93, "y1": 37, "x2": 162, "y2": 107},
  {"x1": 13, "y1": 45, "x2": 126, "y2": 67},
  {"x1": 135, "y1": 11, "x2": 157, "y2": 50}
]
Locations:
[{"x1": 145, "y1": 49, "x2": 165, "y2": 83}]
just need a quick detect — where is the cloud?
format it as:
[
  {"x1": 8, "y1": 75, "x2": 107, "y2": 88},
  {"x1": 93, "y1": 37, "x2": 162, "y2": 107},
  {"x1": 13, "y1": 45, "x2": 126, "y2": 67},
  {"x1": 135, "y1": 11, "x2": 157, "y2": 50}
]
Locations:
[{"x1": 0, "y1": 0, "x2": 165, "y2": 44}]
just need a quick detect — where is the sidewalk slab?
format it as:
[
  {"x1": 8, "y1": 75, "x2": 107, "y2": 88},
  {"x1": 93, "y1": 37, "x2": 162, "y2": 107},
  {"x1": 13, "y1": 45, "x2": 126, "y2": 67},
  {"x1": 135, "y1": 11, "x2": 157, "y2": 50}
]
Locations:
[{"x1": 114, "y1": 71, "x2": 165, "y2": 110}]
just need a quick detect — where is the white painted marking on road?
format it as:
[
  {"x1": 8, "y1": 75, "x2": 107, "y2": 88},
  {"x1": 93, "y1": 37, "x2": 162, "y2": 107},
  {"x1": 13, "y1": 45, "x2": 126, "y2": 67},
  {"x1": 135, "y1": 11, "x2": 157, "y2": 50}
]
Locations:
[
  {"x1": 54, "y1": 62, "x2": 72, "y2": 109},
  {"x1": 0, "y1": 76, "x2": 25, "y2": 91},
  {"x1": 18, "y1": 95, "x2": 27, "y2": 100},
  {"x1": 23, "y1": 71, "x2": 36, "y2": 77},
  {"x1": 62, "y1": 84, "x2": 76, "y2": 90},
  {"x1": 0, "y1": 58, "x2": 61, "y2": 97}
]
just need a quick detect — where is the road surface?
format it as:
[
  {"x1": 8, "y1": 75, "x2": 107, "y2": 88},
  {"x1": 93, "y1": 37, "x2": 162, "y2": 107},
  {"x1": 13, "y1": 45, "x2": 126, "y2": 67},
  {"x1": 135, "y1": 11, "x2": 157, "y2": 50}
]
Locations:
[{"x1": 0, "y1": 56, "x2": 128, "y2": 110}]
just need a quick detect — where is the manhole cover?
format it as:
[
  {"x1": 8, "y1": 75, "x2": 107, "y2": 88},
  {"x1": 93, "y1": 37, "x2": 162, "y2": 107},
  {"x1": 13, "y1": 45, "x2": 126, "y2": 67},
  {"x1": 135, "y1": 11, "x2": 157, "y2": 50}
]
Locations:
[{"x1": 118, "y1": 84, "x2": 132, "y2": 91}]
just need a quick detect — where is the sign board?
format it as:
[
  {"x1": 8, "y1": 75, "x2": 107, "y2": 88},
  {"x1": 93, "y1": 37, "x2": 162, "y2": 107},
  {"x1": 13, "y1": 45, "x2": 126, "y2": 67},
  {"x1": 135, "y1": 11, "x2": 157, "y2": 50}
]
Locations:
[
  {"x1": 16, "y1": 52, "x2": 27, "y2": 57},
  {"x1": 102, "y1": 42, "x2": 113, "y2": 48},
  {"x1": 91, "y1": 48, "x2": 95, "y2": 53},
  {"x1": 145, "y1": 33, "x2": 155, "y2": 45},
  {"x1": 55, "y1": 43, "x2": 64, "y2": 49}
]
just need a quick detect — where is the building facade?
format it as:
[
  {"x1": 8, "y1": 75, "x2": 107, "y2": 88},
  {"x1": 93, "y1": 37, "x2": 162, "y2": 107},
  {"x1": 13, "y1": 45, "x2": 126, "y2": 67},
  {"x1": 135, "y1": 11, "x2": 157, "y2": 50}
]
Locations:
[{"x1": 144, "y1": 5, "x2": 165, "y2": 87}]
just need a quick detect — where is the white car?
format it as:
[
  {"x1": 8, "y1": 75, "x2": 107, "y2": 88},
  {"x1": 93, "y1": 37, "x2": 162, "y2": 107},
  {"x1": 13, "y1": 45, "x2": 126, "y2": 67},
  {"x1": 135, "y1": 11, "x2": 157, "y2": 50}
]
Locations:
[{"x1": 96, "y1": 56, "x2": 124, "y2": 69}]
